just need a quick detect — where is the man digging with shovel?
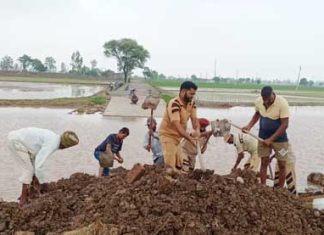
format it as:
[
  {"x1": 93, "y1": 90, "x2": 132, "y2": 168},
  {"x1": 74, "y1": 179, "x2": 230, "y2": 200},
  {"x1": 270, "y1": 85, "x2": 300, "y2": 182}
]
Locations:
[
  {"x1": 242, "y1": 86, "x2": 293, "y2": 189},
  {"x1": 224, "y1": 132, "x2": 260, "y2": 173},
  {"x1": 143, "y1": 117, "x2": 164, "y2": 166},
  {"x1": 181, "y1": 118, "x2": 212, "y2": 172}
]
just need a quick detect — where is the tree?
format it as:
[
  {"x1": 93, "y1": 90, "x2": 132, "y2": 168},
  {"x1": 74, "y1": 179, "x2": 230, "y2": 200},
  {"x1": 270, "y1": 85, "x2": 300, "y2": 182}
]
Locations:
[
  {"x1": 31, "y1": 59, "x2": 47, "y2": 72},
  {"x1": 191, "y1": 74, "x2": 198, "y2": 80},
  {"x1": 103, "y1": 38, "x2": 150, "y2": 83},
  {"x1": 143, "y1": 67, "x2": 152, "y2": 79},
  {"x1": 18, "y1": 54, "x2": 33, "y2": 71},
  {"x1": 44, "y1": 57, "x2": 56, "y2": 72},
  {"x1": 151, "y1": 70, "x2": 159, "y2": 80},
  {"x1": 13, "y1": 63, "x2": 19, "y2": 71},
  {"x1": 213, "y1": 76, "x2": 221, "y2": 83},
  {"x1": 90, "y1": 59, "x2": 97, "y2": 69},
  {"x1": 60, "y1": 62, "x2": 67, "y2": 73},
  {"x1": 0, "y1": 56, "x2": 14, "y2": 71},
  {"x1": 159, "y1": 73, "x2": 166, "y2": 80},
  {"x1": 299, "y1": 78, "x2": 308, "y2": 86},
  {"x1": 70, "y1": 51, "x2": 83, "y2": 73}
]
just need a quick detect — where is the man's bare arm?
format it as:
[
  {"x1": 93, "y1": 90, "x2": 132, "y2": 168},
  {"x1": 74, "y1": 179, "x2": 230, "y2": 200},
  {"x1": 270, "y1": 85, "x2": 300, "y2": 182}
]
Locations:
[
  {"x1": 268, "y1": 118, "x2": 289, "y2": 142},
  {"x1": 242, "y1": 111, "x2": 260, "y2": 132}
]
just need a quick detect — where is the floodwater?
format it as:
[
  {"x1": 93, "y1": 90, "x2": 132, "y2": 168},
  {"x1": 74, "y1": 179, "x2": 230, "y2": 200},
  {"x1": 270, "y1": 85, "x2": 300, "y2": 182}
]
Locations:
[
  {"x1": 0, "y1": 81, "x2": 103, "y2": 99},
  {"x1": 0, "y1": 106, "x2": 324, "y2": 201}
]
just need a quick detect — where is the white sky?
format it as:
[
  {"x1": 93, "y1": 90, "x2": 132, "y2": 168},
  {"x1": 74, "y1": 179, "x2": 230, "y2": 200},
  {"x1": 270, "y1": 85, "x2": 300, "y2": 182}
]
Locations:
[{"x1": 0, "y1": 0, "x2": 324, "y2": 81}]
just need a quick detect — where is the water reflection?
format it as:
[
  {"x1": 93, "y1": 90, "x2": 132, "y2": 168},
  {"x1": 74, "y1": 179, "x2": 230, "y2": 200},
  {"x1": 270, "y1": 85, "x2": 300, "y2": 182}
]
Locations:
[
  {"x1": 0, "y1": 81, "x2": 103, "y2": 99},
  {"x1": 0, "y1": 106, "x2": 323, "y2": 201}
]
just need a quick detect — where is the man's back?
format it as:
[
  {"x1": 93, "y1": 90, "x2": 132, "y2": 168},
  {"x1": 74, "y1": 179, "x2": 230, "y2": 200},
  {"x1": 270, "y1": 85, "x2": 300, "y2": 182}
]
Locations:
[
  {"x1": 8, "y1": 127, "x2": 60, "y2": 155},
  {"x1": 233, "y1": 133, "x2": 257, "y2": 155}
]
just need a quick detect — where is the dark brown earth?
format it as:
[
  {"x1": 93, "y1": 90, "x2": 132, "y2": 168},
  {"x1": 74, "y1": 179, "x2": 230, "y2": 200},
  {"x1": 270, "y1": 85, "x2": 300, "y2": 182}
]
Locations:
[{"x1": 1, "y1": 166, "x2": 324, "y2": 235}]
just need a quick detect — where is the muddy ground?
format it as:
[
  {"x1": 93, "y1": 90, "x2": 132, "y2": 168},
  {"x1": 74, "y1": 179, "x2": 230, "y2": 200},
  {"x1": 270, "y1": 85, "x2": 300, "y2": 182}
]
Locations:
[
  {"x1": 1, "y1": 166, "x2": 324, "y2": 235},
  {"x1": 0, "y1": 90, "x2": 110, "y2": 114}
]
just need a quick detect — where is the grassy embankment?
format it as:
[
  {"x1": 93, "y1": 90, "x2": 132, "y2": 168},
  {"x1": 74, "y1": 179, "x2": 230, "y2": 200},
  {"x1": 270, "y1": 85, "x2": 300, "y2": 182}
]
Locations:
[{"x1": 0, "y1": 75, "x2": 110, "y2": 113}]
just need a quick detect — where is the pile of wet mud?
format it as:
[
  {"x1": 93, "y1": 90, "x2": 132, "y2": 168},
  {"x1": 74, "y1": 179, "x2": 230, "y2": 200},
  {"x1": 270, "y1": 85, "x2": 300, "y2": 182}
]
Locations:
[{"x1": 1, "y1": 166, "x2": 324, "y2": 234}]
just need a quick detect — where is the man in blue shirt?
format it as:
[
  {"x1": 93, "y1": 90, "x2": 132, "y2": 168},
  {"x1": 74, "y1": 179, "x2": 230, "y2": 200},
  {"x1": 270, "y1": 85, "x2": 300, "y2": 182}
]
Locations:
[
  {"x1": 94, "y1": 127, "x2": 129, "y2": 176},
  {"x1": 143, "y1": 117, "x2": 164, "y2": 166},
  {"x1": 243, "y1": 86, "x2": 291, "y2": 188}
]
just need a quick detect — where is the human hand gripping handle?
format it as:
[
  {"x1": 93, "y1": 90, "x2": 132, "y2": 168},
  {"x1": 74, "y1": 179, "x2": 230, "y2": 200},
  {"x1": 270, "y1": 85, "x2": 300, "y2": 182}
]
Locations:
[{"x1": 232, "y1": 122, "x2": 264, "y2": 143}]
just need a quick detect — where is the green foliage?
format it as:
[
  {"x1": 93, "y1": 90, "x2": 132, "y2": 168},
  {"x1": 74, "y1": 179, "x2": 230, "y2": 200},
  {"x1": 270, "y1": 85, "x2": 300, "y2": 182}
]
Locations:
[
  {"x1": 103, "y1": 38, "x2": 150, "y2": 83},
  {"x1": 161, "y1": 93, "x2": 174, "y2": 103},
  {"x1": 60, "y1": 62, "x2": 67, "y2": 73},
  {"x1": 0, "y1": 56, "x2": 14, "y2": 70},
  {"x1": 70, "y1": 51, "x2": 83, "y2": 73},
  {"x1": 31, "y1": 59, "x2": 47, "y2": 72},
  {"x1": 299, "y1": 77, "x2": 314, "y2": 86},
  {"x1": 90, "y1": 59, "x2": 98, "y2": 69},
  {"x1": 18, "y1": 54, "x2": 33, "y2": 71},
  {"x1": 45, "y1": 57, "x2": 56, "y2": 72},
  {"x1": 88, "y1": 95, "x2": 106, "y2": 104},
  {"x1": 150, "y1": 79, "x2": 324, "y2": 92}
]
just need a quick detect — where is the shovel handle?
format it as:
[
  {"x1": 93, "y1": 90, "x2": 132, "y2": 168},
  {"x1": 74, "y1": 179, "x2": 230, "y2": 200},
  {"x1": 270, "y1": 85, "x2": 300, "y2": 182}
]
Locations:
[
  {"x1": 197, "y1": 141, "x2": 206, "y2": 172},
  {"x1": 230, "y1": 122, "x2": 264, "y2": 142},
  {"x1": 148, "y1": 109, "x2": 154, "y2": 147}
]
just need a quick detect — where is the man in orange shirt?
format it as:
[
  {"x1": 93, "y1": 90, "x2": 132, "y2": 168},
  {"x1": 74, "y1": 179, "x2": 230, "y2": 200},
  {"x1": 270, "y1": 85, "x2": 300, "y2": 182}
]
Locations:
[{"x1": 159, "y1": 81, "x2": 199, "y2": 172}]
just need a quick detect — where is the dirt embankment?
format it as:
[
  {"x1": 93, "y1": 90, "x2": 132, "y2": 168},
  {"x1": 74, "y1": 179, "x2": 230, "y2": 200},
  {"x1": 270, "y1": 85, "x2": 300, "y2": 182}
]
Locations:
[
  {"x1": 0, "y1": 90, "x2": 110, "y2": 114},
  {"x1": 1, "y1": 166, "x2": 324, "y2": 235}
]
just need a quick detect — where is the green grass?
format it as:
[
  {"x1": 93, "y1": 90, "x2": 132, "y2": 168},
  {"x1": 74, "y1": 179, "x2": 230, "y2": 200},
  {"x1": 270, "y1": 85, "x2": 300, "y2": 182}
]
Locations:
[
  {"x1": 0, "y1": 75, "x2": 107, "y2": 85},
  {"x1": 149, "y1": 79, "x2": 324, "y2": 92},
  {"x1": 88, "y1": 95, "x2": 107, "y2": 105},
  {"x1": 161, "y1": 93, "x2": 174, "y2": 103}
]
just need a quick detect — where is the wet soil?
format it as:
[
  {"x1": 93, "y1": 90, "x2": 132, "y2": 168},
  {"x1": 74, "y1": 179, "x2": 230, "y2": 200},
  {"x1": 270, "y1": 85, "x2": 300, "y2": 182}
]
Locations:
[
  {"x1": 1, "y1": 166, "x2": 324, "y2": 235},
  {"x1": 0, "y1": 90, "x2": 110, "y2": 114}
]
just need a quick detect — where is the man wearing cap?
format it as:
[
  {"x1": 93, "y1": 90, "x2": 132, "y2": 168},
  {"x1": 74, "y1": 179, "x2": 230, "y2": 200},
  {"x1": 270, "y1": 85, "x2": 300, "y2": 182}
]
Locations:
[
  {"x1": 242, "y1": 86, "x2": 292, "y2": 188},
  {"x1": 143, "y1": 117, "x2": 164, "y2": 166},
  {"x1": 159, "y1": 81, "x2": 199, "y2": 172},
  {"x1": 181, "y1": 118, "x2": 212, "y2": 172},
  {"x1": 7, "y1": 127, "x2": 79, "y2": 206},
  {"x1": 224, "y1": 133, "x2": 260, "y2": 172}
]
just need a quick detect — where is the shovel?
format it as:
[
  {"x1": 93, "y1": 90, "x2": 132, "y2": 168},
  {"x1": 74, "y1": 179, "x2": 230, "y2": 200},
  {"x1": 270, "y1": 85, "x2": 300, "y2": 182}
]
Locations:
[
  {"x1": 141, "y1": 94, "x2": 161, "y2": 147},
  {"x1": 197, "y1": 140, "x2": 206, "y2": 172}
]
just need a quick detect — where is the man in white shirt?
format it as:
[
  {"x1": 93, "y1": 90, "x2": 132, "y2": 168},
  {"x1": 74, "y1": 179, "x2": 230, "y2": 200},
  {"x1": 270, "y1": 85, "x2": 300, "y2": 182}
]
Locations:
[
  {"x1": 7, "y1": 127, "x2": 79, "y2": 206},
  {"x1": 143, "y1": 117, "x2": 164, "y2": 166},
  {"x1": 224, "y1": 132, "x2": 260, "y2": 172}
]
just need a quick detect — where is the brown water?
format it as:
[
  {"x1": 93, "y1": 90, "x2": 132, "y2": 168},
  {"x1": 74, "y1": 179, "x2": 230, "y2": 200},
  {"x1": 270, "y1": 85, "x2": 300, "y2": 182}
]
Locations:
[
  {"x1": 0, "y1": 106, "x2": 323, "y2": 201},
  {"x1": 0, "y1": 81, "x2": 103, "y2": 99}
]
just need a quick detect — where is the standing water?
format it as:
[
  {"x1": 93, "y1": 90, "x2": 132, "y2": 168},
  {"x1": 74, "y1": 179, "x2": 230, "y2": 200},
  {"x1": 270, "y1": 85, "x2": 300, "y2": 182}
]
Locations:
[{"x1": 0, "y1": 106, "x2": 323, "y2": 201}]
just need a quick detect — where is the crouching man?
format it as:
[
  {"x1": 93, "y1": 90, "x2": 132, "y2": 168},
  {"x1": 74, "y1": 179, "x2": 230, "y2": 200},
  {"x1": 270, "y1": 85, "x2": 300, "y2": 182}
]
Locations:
[{"x1": 7, "y1": 127, "x2": 79, "y2": 207}]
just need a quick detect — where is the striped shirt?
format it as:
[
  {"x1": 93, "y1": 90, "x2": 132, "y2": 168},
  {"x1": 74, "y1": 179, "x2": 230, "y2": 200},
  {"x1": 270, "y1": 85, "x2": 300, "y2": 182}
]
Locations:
[{"x1": 159, "y1": 96, "x2": 197, "y2": 143}]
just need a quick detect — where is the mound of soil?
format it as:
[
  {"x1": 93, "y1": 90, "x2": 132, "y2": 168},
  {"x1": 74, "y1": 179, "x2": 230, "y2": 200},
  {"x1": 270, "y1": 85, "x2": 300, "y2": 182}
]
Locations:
[{"x1": 1, "y1": 166, "x2": 324, "y2": 235}]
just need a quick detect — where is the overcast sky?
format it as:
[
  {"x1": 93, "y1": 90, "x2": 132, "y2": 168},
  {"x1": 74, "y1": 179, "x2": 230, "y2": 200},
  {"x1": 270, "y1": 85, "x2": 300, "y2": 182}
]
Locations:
[{"x1": 1, "y1": 0, "x2": 323, "y2": 81}]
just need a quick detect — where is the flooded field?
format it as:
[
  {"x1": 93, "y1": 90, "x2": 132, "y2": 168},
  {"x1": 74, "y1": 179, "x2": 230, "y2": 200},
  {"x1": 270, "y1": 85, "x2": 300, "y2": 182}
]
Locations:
[
  {"x1": 0, "y1": 81, "x2": 103, "y2": 99},
  {"x1": 0, "y1": 106, "x2": 323, "y2": 201},
  {"x1": 161, "y1": 87, "x2": 324, "y2": 104}
]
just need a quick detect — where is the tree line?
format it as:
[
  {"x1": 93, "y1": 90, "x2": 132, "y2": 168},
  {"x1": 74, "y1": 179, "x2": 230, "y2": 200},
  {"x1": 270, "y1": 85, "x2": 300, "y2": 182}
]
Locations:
[
  {"x1": 0, "y1": 52, "x2": 113, "y2": 77},
  {"x1": 143, "y1": 69, "x2": 323, "y2": 87},
  {"x1": 0, "y1": 38, "x2": 150, "y2": 83}
]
